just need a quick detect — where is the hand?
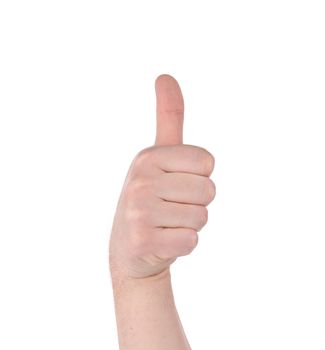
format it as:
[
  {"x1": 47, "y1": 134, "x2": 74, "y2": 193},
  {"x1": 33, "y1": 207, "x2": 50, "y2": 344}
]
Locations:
[{"x1": 109, "y1": 74, "x2": 216, "y2": 279}]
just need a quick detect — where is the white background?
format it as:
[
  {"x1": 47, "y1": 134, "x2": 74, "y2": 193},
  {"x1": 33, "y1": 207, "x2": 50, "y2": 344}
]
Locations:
[{"x1": 0, "y1": 1, "x2": 324, "y2": 349}]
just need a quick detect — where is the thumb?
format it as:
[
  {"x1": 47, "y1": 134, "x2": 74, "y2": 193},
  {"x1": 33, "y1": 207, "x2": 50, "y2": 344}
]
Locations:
[{"x1": 155, "y1": 74, "x2": 184, "y2": 146}]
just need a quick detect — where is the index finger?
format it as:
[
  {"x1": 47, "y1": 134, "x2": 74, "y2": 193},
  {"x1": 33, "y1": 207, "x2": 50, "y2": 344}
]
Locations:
[{"x1": 139, "y1": 144, "x2": 215, "y2": 177}]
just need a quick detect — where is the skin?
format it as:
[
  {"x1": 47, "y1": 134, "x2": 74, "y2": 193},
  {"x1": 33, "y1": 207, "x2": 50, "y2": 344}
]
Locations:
[{"x1": 109, "y1": 74, "x2": 216, "y2": 349}]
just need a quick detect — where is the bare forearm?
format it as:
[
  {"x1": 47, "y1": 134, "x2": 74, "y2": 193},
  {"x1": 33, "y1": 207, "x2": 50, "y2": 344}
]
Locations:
[{"x1": 110, "y1": 266, "x2": 191, "y2": 350}]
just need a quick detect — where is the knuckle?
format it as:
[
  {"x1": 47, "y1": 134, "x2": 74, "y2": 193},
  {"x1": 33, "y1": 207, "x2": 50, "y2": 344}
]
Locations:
[
  {"x1": 203, "y1": 151, "x2": 215, "y2": 175},
  {"x1": 203, "y1": 178, "x2": 216, "y2": 204},
  {"x1": 126, "y1": 177, "x2": 151, "y2": 198},
  {"x1": 162, "y1": 108, "x2": 184, "y2": 118},
  {"x1": 125, "y1": 207, "x2": 145, "y2": 223},
  {"x1": 185, "y1": 230, "x2": 199, "y2": 253},
  {"x1": 197, "y1": 206, "x2": 208, "y2": 228},
  {"x1": 133, "y1": 146, "x2": 155, "y2": 166},
  {"x1": 192, "y1": 146, "x2": 215, "y2": 175}
]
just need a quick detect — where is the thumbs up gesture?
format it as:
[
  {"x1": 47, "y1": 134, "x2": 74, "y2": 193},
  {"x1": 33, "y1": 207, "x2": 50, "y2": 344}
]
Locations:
[{"x1": 109, "y1": 75, "x2": 216, "y2": 279}]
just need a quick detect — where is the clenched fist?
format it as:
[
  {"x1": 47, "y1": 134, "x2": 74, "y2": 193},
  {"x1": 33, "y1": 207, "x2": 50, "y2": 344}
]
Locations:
[{"x1": 109, "y1": 75, "x2": 216, "y2": 279}]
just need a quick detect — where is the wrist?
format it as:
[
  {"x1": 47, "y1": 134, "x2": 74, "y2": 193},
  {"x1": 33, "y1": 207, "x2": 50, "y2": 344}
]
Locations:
[
  {"x1": 110, "y1": 263, "x2": 171, "y2": 290},
  {"x1": 109, "y1": 251, "x2": 172, "y2": 283}
]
